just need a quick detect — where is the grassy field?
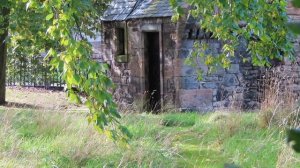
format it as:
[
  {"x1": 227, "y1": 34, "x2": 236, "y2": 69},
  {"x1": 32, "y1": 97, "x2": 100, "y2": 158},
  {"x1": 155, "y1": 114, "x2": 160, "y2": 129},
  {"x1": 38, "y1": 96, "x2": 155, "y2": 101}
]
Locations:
[{"x1": 1, "y1": 88, "x2": 300, "y2": 167}]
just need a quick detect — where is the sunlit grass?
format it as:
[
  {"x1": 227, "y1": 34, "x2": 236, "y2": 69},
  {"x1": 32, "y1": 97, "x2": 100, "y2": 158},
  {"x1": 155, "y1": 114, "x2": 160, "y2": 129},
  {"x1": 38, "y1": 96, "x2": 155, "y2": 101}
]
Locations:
[
  {"x1": 1, "y1": 109, "x2": 300, "y2": 167},
  {"x1": 1, "y1": 88, "x2": 300, "y2": 167}
]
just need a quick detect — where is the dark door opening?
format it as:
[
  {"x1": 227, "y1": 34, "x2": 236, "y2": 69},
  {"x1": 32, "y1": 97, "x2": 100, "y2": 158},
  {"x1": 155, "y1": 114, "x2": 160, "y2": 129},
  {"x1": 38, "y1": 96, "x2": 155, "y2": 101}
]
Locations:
[{"x1": 144, "y1": 32, "x2": 161, "y2": 112}]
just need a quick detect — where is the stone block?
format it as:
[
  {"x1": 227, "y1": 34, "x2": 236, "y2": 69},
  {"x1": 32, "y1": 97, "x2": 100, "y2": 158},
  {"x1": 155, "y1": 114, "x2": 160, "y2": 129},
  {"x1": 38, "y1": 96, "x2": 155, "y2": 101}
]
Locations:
[
  {"x1": 173, "y1": 58, "x2": 183, "y2": 76},
  {"x1": 202, "y1": 82, "x2": 218, "y2": 89},
  {"x1": 165, "y1": 78, "x2": 176, "y2": 93},
  {"x1": 291, "y1": 65, "x2": 300, "y2": 72},
  {"x1": 180, "y1": 76, "x2": 199, "y2": 89},
  {"x1": 130, "y1": 77, "x2": 141, "y2": 92},
  {"x1": 244, "y1": 91, "x2": 258, "y2": 100},
  {"x1": 223, "y1": 86, "x2": 240, "y2": 92},
  {"x1": 179, "y1": 89, "x2": 213, "y2": 111},
  {"x1": 290, "y1": 84, "x2": 300, "y2": 91},
  {"x1": 181, "y1": 65, "x2": 196, "y2": 76},
  {"x1": 121, "y1": 76, "x2": 130, "y2": 85},
  {"x1": 178, "y1": 49, "x2": 191, "y2": 58},
  {"x1": 202, "y1": 76, "x2": 218, "y2": 81},
  {"x1": 213, "y1": 100, "x2": 230, "y2": 108},
  {"x1": 164, "y1": 66, "x2": 174, "y2": 78},
  {"x1": 216, "y1": 88, "x2": 231, "y2": 101},
  {"x1": 164, "y1": 33, "x2": 176, "y2": 47},
  {"x1": 227, "y1": 64, "x2": 240, "y2": 73},
  {"x1": 212, "y1": 67, "x2": 225, "y2": 75},
  {"x1": 209, "y1": 42, "x2": 221, "y2": 50},
  {"x1": 128, "y1": 31, "x2": 142, "y2": 49},
  {"x1": 141, "y1": 24, "x2": 161, "y2": 31},
  {"x1": 222, "y1": 74, "x2": 240, "y2": 87},
  {"x1": 213, "y1": 89, "x2": 218, "y2": 96},
  {"x1": 244, "y1": 101, "x2": 260, "y2": 109},
  {"x1": 163, "y1": 23, "x2": 176, "y2": 32},
  {"x1": 165, "y1": 49, "x2": 176, "y2": 59},
  {"x1": 182, "y1": 40, "x2": 195, "y2": 49}
]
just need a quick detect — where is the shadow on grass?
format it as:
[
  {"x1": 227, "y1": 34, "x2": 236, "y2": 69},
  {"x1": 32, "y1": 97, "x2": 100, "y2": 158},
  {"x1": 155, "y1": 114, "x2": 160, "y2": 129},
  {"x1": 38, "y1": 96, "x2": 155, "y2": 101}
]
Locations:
[
  {"x1": 224, "y1": 163, "x2": 241, "y2": 168},
  {"x1": 1, "y1": 101, "x2": 42, "y2": 109}
]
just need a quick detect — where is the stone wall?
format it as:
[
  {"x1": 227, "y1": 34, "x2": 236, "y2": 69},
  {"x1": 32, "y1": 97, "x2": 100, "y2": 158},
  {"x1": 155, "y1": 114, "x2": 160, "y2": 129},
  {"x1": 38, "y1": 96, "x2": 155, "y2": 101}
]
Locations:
[
  {"x1": 99, "y1": 18, "x2": 178, "y2": 109},
  {"x1": 288, "y1": 1, "x2": 300, "y2": 22},
  {"x1": 96, "y1": 6, "x2": 300, "y2": 112},
  {"x1": 260, "y1": 36, "x2": 300, "y2": 107},
  {"x1": 175, "y1": 20, "x2": 264, "y2": 111},
  {"x1": 96, "y1": 16, "x2": 266, "y2": 111},
  {"x1": 257, "y1": 4, "x2": 300, "y2": 108},
  {"x1": 174, "y1": 6, "x2": 300, "y2": 111}
]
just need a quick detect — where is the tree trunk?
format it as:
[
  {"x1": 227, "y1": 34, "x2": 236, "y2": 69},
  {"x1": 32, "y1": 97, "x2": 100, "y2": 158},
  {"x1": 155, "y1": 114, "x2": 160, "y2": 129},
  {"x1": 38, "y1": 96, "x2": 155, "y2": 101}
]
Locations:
[{"x1": 0, "y1": 6, "x2": 10, "y2": 105}]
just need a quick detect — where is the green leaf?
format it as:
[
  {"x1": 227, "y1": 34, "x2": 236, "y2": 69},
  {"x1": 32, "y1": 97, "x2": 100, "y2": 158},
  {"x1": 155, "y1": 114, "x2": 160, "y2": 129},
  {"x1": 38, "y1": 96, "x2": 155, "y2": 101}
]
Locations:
[
  {"x1": 288, "y1": 22, "x2": 300, "y2": 34},
  {"x1": 46, "y1": 13, "x2": 54, "y2": 20},
  {"x1": 68, "y1": 90, "x2": 82, "y2": 104},
  {"x1": 110, "y1": 108, "x2": 121, "y2": 118},
  {"x1": 5, "y1": 0, "x2": 132, "y2": 143},
  {"x1": 119, "y1": 125, "x2": 133, "y2": 139},
  {"x1": 292, "y1": 0, "x2": 300, "y2": 8}
]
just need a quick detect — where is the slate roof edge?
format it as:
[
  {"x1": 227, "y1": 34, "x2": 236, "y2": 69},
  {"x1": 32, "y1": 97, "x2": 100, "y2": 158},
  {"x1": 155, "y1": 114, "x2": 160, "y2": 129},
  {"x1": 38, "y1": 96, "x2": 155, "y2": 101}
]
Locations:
[
  {"x1": 126, "y1": 15, "x2": 172, "y2": 21},
  {"x1": 101, "y1": 0, "x2": 175, "y2": 21},
  {"x1": 125, "y1": 0, "x2": 143, "y2": 21},
  {"x1": 100, "y1": 0, "x2": 141, "y2": 21},
  {"x1": 101, "y1": 15, "x2": 173, "y2": 22}
]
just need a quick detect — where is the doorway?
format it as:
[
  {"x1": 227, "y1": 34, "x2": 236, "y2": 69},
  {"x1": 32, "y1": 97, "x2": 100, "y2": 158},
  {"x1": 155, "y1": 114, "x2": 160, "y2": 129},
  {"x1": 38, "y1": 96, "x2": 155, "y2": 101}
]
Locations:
[{"x1": 144, "y1": 32, "x2": 161, "y2": 111}]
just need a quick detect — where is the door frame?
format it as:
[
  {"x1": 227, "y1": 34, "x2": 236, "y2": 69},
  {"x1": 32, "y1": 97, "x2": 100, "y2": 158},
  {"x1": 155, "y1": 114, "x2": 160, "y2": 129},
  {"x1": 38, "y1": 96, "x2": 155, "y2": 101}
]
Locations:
[{"x1": 141, "y1": 23, "x2": 164, "y2": 110}]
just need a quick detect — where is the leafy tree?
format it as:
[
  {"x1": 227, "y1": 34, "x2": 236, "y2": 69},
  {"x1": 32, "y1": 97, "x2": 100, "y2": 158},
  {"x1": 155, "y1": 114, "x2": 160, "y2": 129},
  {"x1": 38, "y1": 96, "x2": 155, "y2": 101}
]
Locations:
[
  {"x1": 171, "y1": 0, "x2": 297, "y2": 75},
  {"x1": 172, "y1": 0, "x2": 300, "y2": 152},
  {"x1": 0, "y1": 0, "x2": 131, "y2": 143},
  {"x1": 0, "y1": 2, "x2": 9, "y2": 105},
  {"x1": 1, "y1": 0, "x2": 299, "y2": 145}
]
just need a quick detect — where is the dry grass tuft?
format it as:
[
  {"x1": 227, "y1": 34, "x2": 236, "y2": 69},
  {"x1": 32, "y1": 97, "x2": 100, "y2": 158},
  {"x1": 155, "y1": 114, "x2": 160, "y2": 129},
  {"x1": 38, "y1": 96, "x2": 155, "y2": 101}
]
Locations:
[
  {"x1": 259, "y1": 69, "x2": 300, "y2": 128},
  {"x1": 276, "y1": 144, "x2": 300, "y2": 167},
  {"x1": 210, "y1": 112, "x2": 242, "y2": 138}
]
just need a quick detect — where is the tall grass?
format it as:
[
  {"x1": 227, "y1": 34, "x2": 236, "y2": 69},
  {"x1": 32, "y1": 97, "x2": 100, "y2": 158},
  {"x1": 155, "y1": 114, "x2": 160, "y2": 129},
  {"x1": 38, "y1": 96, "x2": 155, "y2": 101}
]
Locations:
[
  {"x1": 259, "y1": 69, "x2": 300, "y2": 128},
  {"x1": 0, "y1": 109, "x2": 179, "y2": 167},
  {"x1": 1, "y1": 108, "x2": 300, "y2": 167},
  {"x1": 2, "y1": 87, "x2": 300, "y2": 167}
]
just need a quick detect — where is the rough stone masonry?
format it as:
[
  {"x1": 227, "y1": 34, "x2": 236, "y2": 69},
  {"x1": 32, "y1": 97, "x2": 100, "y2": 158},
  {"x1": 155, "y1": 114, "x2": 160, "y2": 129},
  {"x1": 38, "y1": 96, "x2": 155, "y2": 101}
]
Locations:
[{"x1": 89, "y1": 0, "x2": 300, "y2": 112}]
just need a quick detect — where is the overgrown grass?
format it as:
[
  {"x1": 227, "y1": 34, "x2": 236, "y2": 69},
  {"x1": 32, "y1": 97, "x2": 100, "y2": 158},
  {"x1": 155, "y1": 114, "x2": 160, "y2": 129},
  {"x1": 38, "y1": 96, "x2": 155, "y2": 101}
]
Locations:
[
  {"x1": 1, "y1": 108, "x2": 300, "y2": 167},
  {"x1": 1, "y1": 87, "x2": 300, "y2": 167},
  {"x1": 161, "y1": 113, "x2": 197, "y2": 127}
]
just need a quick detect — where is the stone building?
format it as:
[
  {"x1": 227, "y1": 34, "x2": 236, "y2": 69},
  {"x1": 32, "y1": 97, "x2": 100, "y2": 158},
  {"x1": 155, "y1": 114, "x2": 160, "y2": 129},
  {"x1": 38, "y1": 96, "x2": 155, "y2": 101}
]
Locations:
[{"x1": 91, "y1": 0, "x2": 300, "y2": 111}]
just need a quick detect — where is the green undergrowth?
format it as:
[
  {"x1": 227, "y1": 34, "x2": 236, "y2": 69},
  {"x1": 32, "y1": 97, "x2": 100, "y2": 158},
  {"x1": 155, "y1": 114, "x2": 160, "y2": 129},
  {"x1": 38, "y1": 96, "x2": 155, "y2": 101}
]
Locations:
[
  {"x1": 161, "y1": 113, "x2": 197, "y2": 127},
  {"x1": 1, "y1": 108, "x2": 300, "y2": 167}
]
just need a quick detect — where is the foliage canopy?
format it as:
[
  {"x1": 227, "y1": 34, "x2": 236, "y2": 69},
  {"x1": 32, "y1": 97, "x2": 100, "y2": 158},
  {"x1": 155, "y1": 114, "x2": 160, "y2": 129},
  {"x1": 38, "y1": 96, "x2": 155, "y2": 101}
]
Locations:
[
  {"x1": 1, "y1": 0, "x2": 300, "y2": 145},
  {"x1": 171, "y1": 0, "x2": 300, "y2": 153},
  {"x1": 171, "y1": 0, "x2": 296, "y2": 75},
  {"x1": 0, "y1": 0, "x2": 131, "y2": 143}
]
